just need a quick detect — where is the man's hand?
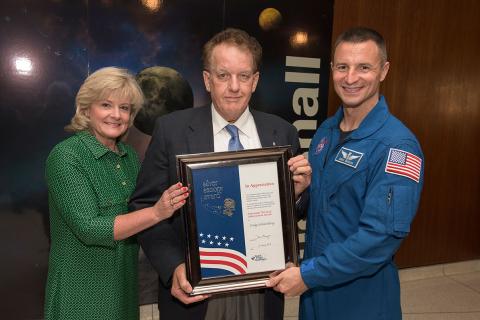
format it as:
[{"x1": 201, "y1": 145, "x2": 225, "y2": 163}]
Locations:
[
  {"x1": 266, "y1": 266, "x2": 308, "y2": 297},
  {"x1": 288, "y1": 155, "x2": 312, "y2": 199},
  {"x1": 171, "y1": 263, "x2": 209, "y2": 304}
]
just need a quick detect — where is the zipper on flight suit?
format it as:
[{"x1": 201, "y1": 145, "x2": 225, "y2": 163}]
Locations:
[
  {"x1": 385, "y1": 187, "x2": 394, "y2": 237},
  {"x1": 320, "y1": 128, "x2": 355, "y2": 182},
  {"x1": 322, "y1": 128, "x2": 348, "y2": 168},
  {"x1": 387, "y1": 186, "x2": 393, "y2": 226},
  {"x1": 387, "y1": 187, "x2": 393, "y2": 205},
  {"x1": 319, "y1": 126, "x2": 361, "y2": 215},
  {"x1": 320, "y1": 128, "x2": 345, "y2": 213},
  {"x1": 321, "y1": 129, "x2": 334, "y2": 169}
]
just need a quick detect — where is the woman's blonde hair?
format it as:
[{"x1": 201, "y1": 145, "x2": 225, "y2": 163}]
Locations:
[{"x1": 65, "y1": 67, "x2": 144, "y2": 138}]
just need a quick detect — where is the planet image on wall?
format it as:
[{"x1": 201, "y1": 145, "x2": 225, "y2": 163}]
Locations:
[
  {"x1": 258, "y1": 7, "x2": 282, "y2": 31},
  {"x1": 134, "y1": 66, "x2": 193, "y2": 135}
]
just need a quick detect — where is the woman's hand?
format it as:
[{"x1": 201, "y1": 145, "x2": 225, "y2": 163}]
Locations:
[
  {"x1": 154, "y1": 182, "x2": 189, "y2": 220},
  {"x1": 113, "y1": 183, "x2": 189, "y2": 240}
]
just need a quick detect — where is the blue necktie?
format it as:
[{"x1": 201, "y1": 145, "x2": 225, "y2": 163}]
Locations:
[{"x1": 225, "y1": 124, "x2": 244, "y2": 151}]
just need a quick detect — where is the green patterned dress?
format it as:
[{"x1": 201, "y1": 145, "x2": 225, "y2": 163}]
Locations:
[{"x1": 44, "y1": 131, "x2": 140, "y2": 320}]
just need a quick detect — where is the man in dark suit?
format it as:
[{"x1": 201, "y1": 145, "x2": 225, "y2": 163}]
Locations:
[{"x1": 129, "y1": 28, "x2": 311, "y2": 320}]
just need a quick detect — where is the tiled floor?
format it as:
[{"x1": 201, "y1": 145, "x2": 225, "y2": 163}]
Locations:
[
  {"x1": 140, "y1": 260, "x2": 480, "y2": 320},
  {"x1": 400, "y1": 260, "x2": 480, "y2": 320}
]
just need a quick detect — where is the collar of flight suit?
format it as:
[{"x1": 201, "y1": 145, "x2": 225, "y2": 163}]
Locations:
[{"x1": 324, "y1": 95, "x2": 390, "y2": 140}]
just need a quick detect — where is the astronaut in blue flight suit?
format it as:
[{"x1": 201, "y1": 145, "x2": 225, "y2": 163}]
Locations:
[{"x1": 267, "y1": 27, "x2": 424, "y2": 320}]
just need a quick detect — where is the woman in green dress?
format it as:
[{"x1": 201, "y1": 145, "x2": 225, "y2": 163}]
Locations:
[{"x1": 44, "y1": 67, "x2": 189, "y2": 320}]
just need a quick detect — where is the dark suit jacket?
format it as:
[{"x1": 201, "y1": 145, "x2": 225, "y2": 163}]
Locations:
[{"x1": 129, "y1": 105, "x2": 301, "y2": 320}]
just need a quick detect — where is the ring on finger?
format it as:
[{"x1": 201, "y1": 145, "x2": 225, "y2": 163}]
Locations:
[{"x1": 170, "y1": 198, "x2": 175, "y2": 206}]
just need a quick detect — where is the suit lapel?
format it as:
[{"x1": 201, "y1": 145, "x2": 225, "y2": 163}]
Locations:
[
  {"x1": 252, "y1": 110, "x2": 277, "y2": 147},
  {"x1": 186, "y1": 106, "x2": 214, "y2": 154},
  {"x1": 185, "y1": 108, "x2": 279, "y2": 152}
]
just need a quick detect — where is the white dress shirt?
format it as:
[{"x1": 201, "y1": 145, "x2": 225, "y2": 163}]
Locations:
[
  {"x1": 206, "y1": 105, "x2": 265, "y2": 320},
  {"x1": 211, "y1": 104, "x2": 262, "y2": 152}
]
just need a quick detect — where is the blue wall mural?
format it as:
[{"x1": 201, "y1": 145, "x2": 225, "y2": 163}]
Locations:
[{"x1": 0, "y1": 0, "x2": 333, "y2": 318}]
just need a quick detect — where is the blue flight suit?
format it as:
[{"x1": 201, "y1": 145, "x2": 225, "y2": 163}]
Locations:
[{"x1": 300, "y1": 96, "x2": 424, "y2": 320}]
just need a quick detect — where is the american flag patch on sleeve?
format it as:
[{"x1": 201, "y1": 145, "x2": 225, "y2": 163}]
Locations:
[{"x1": 385, "y1": 148, "x2": 422, "y2": 182}]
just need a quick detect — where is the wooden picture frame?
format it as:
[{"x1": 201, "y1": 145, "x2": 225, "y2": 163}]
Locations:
[{"x1": 176, "y1": 146, "x2": 299, "y2": 295}]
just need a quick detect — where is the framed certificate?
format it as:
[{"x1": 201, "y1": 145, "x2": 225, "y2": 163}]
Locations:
[{"x1": 176, "y1": 146, "x2": 299, "y2": 295}]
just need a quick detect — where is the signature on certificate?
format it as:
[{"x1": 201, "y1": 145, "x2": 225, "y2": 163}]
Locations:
[{"x1": 249, "y1": 234, "x2": 271, "y2": 242}]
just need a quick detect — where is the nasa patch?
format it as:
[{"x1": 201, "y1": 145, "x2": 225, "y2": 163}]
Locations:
[{"x1": 314, "y1": 137, "x2": 328, "y2": 155}]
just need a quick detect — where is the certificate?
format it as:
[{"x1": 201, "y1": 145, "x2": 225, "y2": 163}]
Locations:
[{"x1": 176, "y1": 146, "x2": 299, "y2": 295}]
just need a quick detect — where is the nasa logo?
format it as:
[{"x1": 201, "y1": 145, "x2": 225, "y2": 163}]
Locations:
[{"x1": 314, "y1": 137, "x2": 328, "y2": 155}]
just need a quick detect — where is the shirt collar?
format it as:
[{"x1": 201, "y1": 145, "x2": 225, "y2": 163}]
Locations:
[
  {"x1": 211, "y1": 103, "x2": 254, "y2": 137},
  {"x1": 77, "y1": 130, "x2": 127, "y2": 159}
]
